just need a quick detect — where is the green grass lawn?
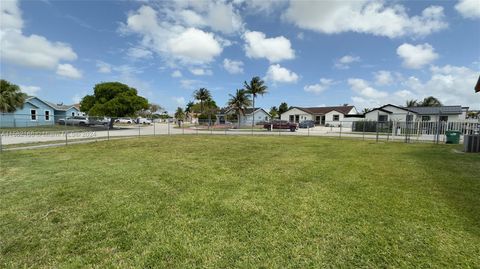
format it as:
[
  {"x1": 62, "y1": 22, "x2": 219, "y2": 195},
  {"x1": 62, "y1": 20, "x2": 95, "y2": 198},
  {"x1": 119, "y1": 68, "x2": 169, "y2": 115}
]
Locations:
[{"x1": 1, "y1": 136, "x2": 479, "y2": 268}]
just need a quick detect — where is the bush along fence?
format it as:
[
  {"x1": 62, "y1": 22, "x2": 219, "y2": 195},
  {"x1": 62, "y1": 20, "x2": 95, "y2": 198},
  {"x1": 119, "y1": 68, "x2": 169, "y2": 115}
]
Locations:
[{"x1": 1, "y1": 113, "x2": 479, "y2": 151}]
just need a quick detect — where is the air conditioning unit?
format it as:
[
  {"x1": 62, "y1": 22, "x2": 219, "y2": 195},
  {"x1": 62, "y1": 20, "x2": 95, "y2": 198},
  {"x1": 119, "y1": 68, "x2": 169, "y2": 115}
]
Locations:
[{"x1": 464, "y1": 135, "x2": 480, "y2": 153}]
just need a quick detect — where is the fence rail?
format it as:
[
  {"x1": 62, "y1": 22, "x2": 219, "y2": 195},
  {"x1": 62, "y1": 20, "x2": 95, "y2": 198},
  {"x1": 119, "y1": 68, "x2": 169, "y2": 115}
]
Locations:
[{"x1": 1, "y1": 113, "x2": 479, "y2": 151}]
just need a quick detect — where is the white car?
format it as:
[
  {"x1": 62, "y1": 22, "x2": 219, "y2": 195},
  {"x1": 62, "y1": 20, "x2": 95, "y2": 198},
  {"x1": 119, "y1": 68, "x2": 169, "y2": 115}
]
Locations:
[
  {"x1": 115, "y1": 118, "x2": 133, "y2": 124},
  {"x1": 136, "y1": 118, "x2": 152, "y2": 124}
]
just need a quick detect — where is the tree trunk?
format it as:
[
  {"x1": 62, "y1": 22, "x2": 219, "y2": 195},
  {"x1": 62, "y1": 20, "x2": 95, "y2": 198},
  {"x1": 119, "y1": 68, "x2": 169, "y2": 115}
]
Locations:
[
  {"x1": 109, "y1": 117, "x2": 115, "y2": 129},
  {"x1": 238, "y1": 112, "x2": 241, "y2": 129},
  {"x1": 251, "y1": 97, "x2": 255, "y2": 130}
]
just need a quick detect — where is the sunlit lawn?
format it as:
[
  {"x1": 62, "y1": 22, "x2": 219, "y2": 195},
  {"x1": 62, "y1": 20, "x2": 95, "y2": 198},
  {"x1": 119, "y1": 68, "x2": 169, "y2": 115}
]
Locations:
[{"x1": 1, "y1": 136, "x2": 479, "y2": 268}]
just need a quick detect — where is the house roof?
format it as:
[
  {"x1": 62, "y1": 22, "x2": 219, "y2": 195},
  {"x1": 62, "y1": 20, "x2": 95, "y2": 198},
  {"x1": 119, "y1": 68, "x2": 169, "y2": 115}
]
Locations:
[
  {"x1": 44, "y1": 100, "x2": 78, "y2": 111},
  {"x1": 220, "y1": 107, "x2": 271, "y2": 117},
  {"x1": 289, "y1": 105, "x2": 355, "y2": 115},
  {"x1": 25, "y1": 96, "x2": 78, "y2": 112},
  {"x1": 408, "y1": 106, "x2": 464, "y2": 115}
]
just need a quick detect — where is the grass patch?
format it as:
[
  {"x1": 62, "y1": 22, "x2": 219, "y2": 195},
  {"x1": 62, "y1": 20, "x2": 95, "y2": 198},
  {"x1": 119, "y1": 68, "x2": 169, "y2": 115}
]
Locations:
[{"x1": 1, "y1": 136, "x2": 479, "y2": 268}]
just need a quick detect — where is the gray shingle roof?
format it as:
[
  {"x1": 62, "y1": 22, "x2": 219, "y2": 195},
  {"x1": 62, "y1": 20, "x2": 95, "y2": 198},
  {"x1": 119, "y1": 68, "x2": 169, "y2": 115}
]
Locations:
[{"x1": 408, "y1": 106, "x2": 463, "y2": 115}]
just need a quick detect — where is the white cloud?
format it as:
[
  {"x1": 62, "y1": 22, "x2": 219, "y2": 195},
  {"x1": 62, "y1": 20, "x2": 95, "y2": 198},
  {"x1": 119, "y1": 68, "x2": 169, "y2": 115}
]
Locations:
[
  {"x1": 19, "y1": 85, "x2": 41, "y2": 96},
  {"x1": 175, "y1": 1, "x2": 243, "y2": 34},
  {"x1": 180, "y1": 79, "x2": 201, "y2": 89},
  {"x1": 374, "y1": 70, "x2": 394, "y2": 85},
  {"x1": 283, "y1": 1, "x2": 447, "y2": 38},
  {"x1": 223, "y1": 58, "x2": 244, "y2": 74},
  {"x1": 0, "y1": 0, "x2": 78, "y2": 70},
  {"x1": 234, "y1": 0, "x2": 288, "y2": 14},
  {"x1": 348, "y1": 78, "x2": 389, "y2": 107},
  {"x1": 265, "y1": 64, "x2": 299, "y2": 83},
  {"x1": 121, "y1": 5, "x2": 224, "y2": 66},
  {"x1": 349, "y1": 65, "x2": 480, "y2": 109},
  {"x1": 96, "y1": 61, "x2": 112, "y2": 73},
  {"x1": 167, "y1": 28, "x2": 223, "y2": 64},
  {"x1": 56, "y1": 64, "x2": 82, "y2": 79},
  {"x1": 127, "y1": 47, "x2": 153, "y2": 59},
  {"x1": 397, "y1": 43, "x2": 438, "y2": 69},
  {"x1": 171, "y1": 70, "x2": 182, "y2": 78},
  {"x1": 455, "y1": 0, "x2": 480, "y2": 19},
  {"x1": 243, "y1": 31, "x2": 295, "y2": 62},
  {"x1": 304, "y1": 78, "x2": 334, "y2": 94},
  {"x1": 334, "y1": 55, "x2": 360, "y2": 69},
  {"x1": 173, "y1": 96, "x2": 186, "y2": 106},
  {"x1": 189, "y1": 68, "x2": 212, "y2": 76}
]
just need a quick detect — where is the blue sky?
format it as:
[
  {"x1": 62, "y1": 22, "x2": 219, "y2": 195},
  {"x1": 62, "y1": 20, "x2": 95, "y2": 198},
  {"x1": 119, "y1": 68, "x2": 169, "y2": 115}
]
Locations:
[{"x1": 1, "y1": 0, "x2": 479, "y2": 113}]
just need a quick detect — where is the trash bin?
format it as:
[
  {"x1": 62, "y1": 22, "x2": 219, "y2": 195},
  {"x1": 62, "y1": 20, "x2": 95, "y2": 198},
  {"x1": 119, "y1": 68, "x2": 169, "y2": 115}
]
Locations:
[{"x1": 445, "y1": 131, "x2": 461, "y2": 144}]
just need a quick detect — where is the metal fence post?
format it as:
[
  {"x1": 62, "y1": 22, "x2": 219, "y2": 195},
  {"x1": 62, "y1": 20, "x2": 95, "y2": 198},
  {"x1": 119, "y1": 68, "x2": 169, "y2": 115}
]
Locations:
[
  {"x1": 153, "y1": 121, "x2": 156, "y2": 136},
  {"x1": 376, "y1": 121, "x2": 379, "y2": 142},
  {"x1": 339, "y1": 122, "x2": 342, "y2": 139},
  {"x1": 0, "y1": 133, "x2": 3, "y2": 153},
  {"x1": 307, "y1": 126, "x2": 310, "y2": 136},
  {"x1": 168, "y1": 120, "x2": 170, "y2": 135},
  {"x1": 362, "y1": 121, "x2": 366, "y2": 141}
]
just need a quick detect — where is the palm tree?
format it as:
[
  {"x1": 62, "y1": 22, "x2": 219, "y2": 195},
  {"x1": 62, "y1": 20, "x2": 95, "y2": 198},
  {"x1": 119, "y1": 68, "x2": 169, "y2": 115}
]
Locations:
[
  {"x1": 269, "y1": 106, "x2": 279, "y2": 119},
  {"x1": 0, "y1": 79, "x2": 27, "y2": 113},
  {"x1": 419, "y1": 96, "x2": 442, "y2": 107},
  {"x1": 193, "y1": 88, "x2": 211, "y2": 114},
  {"x1": 244, "y1": 76, "x2": 268, "y2": 128},
  {"x1": 174, "y1": 107, "x2": 185, "y2": 127},
  {"x1": 228, "y1": 89, "x2": 252, "y2": 128},
  {"x1": 362, "y1": 108, "x2": 372, "y2": 114},
  {"x1": 405, "y1": 99, "x2": 418, "y2": 107}
]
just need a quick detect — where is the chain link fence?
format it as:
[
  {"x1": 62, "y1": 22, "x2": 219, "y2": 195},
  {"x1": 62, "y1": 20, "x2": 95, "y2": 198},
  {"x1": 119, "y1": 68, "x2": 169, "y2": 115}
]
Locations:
[{"x1": 1, "y1": 113, "x2": 479, "y2": 151}]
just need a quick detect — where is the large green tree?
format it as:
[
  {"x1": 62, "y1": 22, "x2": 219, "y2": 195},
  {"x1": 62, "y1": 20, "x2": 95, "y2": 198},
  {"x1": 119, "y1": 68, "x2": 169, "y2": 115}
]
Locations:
[
  {"x1": 0, "y1": 79, "x2": 27, "y2": 113},
  {"x1": 278, "y1": 102, "x2": 289, "y2": 115},
  {"x1": 419, "y1": 96, "x2": 442, "y2": 107},
  {"x1": 80, "y1": 82, "x2": 148, "y2": 127},
  {"x1": 193, "y1": 88, "x2": 211, "y2": 113},
  {"x1": 405, "y1": 99, "x2": 418, "y2": 107},
  {"x1": 174, "y1": 107, "x2": 185, "y2": 127},
  {"x1": 228, "y1": 89, "x2": 252, "y2": 128},
  {"x1": 244, "y1": 76, "x2": 268, "y2": 128}
]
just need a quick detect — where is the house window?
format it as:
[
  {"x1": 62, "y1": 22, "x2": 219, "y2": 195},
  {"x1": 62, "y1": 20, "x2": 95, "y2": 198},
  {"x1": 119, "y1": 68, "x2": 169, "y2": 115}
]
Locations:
[
  {"x1": 71, "y1": 112, "x2": 75, "y2": 117},
  {"x1": 45, "y1": 110, "x2": 50, "y2": 121},
  {"x1": 333, "y1": 115, "x2": 340, "y2": 121},
  {"x1": 30, "y1": 109, "x2": 37, "y2": 121},
  {"x1": 378, "y1": 115, "x2": 388, "y2": 122},
  {"x1": 289, "y1": 115, "x2": 294, "y2": 122},
  {"x1": 422, "y1": 116, "x2": 431, "y2": 121},
  {"x1": 406, "y1": 115, "x2": 413, "y2": 122},
  {"x1": 440, "y1": 116, "x2": 448, "y2": 122}
]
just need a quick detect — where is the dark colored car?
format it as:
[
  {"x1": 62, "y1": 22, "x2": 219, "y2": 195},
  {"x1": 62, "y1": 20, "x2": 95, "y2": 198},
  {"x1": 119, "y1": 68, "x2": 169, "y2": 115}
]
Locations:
[
  {"x1": 264, "y1": 120, "x2": 297, "y2": 132},
  {"x1": 299, "y1": 120, "x2": 315, "y2": 128}
]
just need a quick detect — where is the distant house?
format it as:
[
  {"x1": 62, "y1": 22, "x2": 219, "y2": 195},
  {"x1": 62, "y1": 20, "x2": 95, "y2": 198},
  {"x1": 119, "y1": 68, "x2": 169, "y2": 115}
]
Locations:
[
  {"x1": 280, "y1": 105, "x2": 358, "y2": 126},
  {"x1": 0, "y1": 96, "x2": 81, "y2": 128},
  {"x1": 351, "y1": 104, "x2": 469, "y2": 122},
  {"x1": 217, "y1": 107, "x2": 271, "y2": 125}
]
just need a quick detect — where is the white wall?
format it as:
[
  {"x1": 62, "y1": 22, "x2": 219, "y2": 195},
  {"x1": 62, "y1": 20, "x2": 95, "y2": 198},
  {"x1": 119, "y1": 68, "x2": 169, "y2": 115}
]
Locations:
[
  {"x1": 241, "y1": 109, "x2": 270, "y2": 125},
  {"x1": 280, "y1": 108, "x2": 313, "y2": 122}
]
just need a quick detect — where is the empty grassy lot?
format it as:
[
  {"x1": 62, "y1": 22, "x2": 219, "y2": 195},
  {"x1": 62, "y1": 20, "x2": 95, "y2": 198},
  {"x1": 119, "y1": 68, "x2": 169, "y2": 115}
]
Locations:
[{"x1": 1, "y1": 136, "x2": 479, "y2": 268}]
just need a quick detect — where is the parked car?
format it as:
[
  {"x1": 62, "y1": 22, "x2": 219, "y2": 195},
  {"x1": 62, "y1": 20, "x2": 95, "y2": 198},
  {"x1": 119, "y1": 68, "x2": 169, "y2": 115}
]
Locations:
[
  {"x1": 299, "y1": 120, "x2": 315, "y2": 128},
  {"x1": 115, "y1": 118, "x2": 133, "y2": 124},
  {"x1": 89, "y1": 117, "x2": 110, "y2": 126},
  {"x1": 58, "y1": 116, "x2": 89, "y2": 126},
  {"x1": 136, "y1": 117, "x2": 152, "y2": 124},
  {"x1": 263, "y1": 120, "x2": 297, "y2": 132}
]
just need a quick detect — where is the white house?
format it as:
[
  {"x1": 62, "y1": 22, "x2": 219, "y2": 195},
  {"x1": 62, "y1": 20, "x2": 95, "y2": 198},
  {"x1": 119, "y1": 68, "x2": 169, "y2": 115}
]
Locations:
[
  {"x1": 280, "y1": 106, "x2": 358, "y2": 126},
  {"x1": 217, "y1": 107, "x2": 271, "y2": 125},
  {"x1": 357, "y1": 104, "x2": 469, "y2": 122}
]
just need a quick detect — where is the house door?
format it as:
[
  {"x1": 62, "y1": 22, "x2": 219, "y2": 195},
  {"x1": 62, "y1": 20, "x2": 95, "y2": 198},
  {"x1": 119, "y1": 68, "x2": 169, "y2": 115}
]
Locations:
[
  {"x1": 295, "y1": 115, "x2": 300, "y2": 123},
  {"x1": 315, "y1": 116, "x2": 321, "y2": 125},
  {"x1": 321, "y1": 116, "x2": 325, "y2": 125}
]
